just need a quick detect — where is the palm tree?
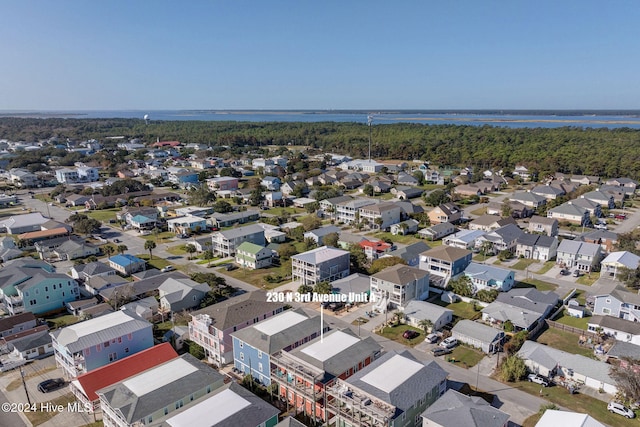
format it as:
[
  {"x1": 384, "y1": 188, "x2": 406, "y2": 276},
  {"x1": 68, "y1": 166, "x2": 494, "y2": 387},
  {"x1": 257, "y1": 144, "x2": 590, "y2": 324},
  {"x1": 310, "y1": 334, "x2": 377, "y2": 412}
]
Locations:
[
  {"x1": 117, "y1": 244, "x2": 128, "y2": 255},
  {"x1": 145, "y1": 240, "x2": 157, "y2": 260},
  {"x1": 203, "y1": 249, "x2": 214, "y2": 267},
  {"x1": 185, "y1": 244, "x2": 196, "y2": 260},
  {"x1": 392, "y1": 310, "x2": 403, "y2": 326},
  {"x1": 418, "y1": 319, "x2": 434, "y2": 334},
  {"x1": 103, "y1": 244, "x2": 115, "y2": 260}
]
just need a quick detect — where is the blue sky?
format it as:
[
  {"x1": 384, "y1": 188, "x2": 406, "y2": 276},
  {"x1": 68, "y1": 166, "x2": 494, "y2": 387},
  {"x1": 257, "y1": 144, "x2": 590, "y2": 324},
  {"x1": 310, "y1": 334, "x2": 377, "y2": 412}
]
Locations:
[{"x1": 1, "y1": 1, "x2": 639, "y2": 110}]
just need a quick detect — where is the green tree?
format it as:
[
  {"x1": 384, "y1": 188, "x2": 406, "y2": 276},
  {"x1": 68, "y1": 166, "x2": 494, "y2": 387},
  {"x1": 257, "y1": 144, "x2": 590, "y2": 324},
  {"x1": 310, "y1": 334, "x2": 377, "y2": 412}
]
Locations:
[
  {"x1": 362, "y1": 184, "x2": 374, "y2": 196},
  {"x1": 313, "y1": 281, "x2": 332, "y2": 294},
  {"x1": 305, "y1": 201, "x2": 320, "y2": 214},
  {"x1": 203, "y1": 249, "x2": 214, "y2": 267},
  {"x1": 618, "y1": 266, "x2": 640, "y2": 290},
  {"x1": 368, "y1": 256, "x2": 407, "y2": 275},
  {"x1": 610, "y1": 358, "x2": 640, "y2": 404},
  {"x1": 323, "y1": 232, "x2": 340, "y2": 248},
  {"x1": 103, "y1": 244, "x2": 115, "y2": 260},
  {"x1": 449, "y1": 275, "x2": 473, "y2": 297},
  {"x1": 212, "y1": 200, "x2": 233, "y2": 213},
  {"x1": 303, "y1": 237, "x2": 317, "y2": 251},
  {"x1": 500, "y1": 355, "x2": 527, "y2": 382},
  {"x1": 300, "y1": 215, "x2": 322, "y2": 232},
  {"x1": 144, "y1": 240, "x2": 157, "y2": 260},
  {"x1": 117, "y1": 244, "x2": 128, "y2": 255},
  {"x1": 423, "y1": 189, "x2": 449, "y2": 207},
  {"x1": 475, "y1": 289, "x2": 499, "y2": 303},
  {"x1": 185, "y1": 243, "x2": 197, "y2": 259},
  {"x1": 418, "y1": 319, "x2": 433, "y2": 334},
  {"x1": 248, "y1": 187, "x2": 264, "y2": 206},
  {"x1": 298, "y1": 284, "x2": 313, "y2": 294},
  {"x1": 412, "y1": 170, "x2": 425, "y2": 185},
  {"x1": 348, "y1": 243, "x2": 368, "y2": 273},
  {"x1": 73, "y1": 218, "x2": 102, "y2": 236},
  {"x1": 278, "y1": 243, "x2": 297, "y2": 260},
  {"x1": 188, "y1": 184, "x2": 216, "y2": 207}
]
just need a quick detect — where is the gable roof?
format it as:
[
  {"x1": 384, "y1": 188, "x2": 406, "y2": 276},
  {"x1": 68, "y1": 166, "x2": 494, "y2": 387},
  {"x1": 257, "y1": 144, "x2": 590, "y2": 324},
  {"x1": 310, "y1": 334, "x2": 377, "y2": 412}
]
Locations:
[
  {"x1": 291, "y1": 246, "x2": 349, "y2": 264},
  {"x1": 0, "y1": 312, "x2": 37, "y2": 332},
  {"x1": 371, "y1": 264, "x2": 429, "y2": 285},
  {"x1": 452, "y1": 320, "x2": 502, "y2": 343},
  {"x1": 464, "y1": 262, "x2": 513, "y2": 282},
  {"x1": 72, "y1": 261, "x2": 115, "y2": 276},
  {"x1": 74, "y1": 343, "x2": 178, "y2": 402},
  {"x1": 536, "y1": 409, "x2": 605, "y2": 427},
  {"x1": 403, "y1": 300, "x2": 452, "y2": 323},
  {"x1": 109, "y1": 254, "x2": 145, "y2": 268},
  {"x1": 421, "y1": 245, "x2": 471, "y2": 262},
  {"x1": 158, "y1": 277, "x2": 210, "y2": 304},
  {"x1": 217, "y1": 224, "x2": 264, "y2": 240},
  {"x1": 421, "y1": 389, "x2": 509, "y2": 427}
]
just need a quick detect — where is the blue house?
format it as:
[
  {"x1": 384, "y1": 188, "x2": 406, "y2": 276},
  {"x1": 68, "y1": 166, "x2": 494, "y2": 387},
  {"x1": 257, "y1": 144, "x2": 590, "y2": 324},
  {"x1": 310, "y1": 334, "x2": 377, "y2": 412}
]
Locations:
[
  {"x1": 231, "y1": 308, "x2": 328, "y2": 386},
  {"x1": 171, "y1": 171, "x2": 199, "y2": 188},
  {"x1": 107, "y1": 254, "x2": 146, "y2": 276},
  {"x1": 0, "y1": 259, "x2": 79, "y2": 315},
  {"x1": 463, "y1": 262, "x2": 515, "y2": 293},
  {"x1": 51, "y1": 309, "x2": 153, "y2": 378},
  {"x1": 261, "y1": 176, "x2": 281, "y2": 191}
]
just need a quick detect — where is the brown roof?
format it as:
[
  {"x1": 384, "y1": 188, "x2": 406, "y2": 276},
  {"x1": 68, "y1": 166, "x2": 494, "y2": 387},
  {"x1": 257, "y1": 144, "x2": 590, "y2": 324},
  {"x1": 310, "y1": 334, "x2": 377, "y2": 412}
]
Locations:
[
  {"x1": 0, "y1": 312, "x2": 37, "y2": 332},
  {"x1": 421, "y1": 245, "x2": 472, "y2": 261},
  {"x1": 372, "y1": 264, "x2": 429, "y2": 284},
  {"x1": 18, "y1": 227, "x2": 69, "y2": 240}
]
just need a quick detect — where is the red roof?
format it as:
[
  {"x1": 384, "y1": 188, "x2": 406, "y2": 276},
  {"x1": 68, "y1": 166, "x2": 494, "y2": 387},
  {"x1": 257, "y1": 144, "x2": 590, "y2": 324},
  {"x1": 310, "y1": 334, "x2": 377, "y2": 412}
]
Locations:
[
  {"x1": 153, "y1": 140, "x2": 181, "y2": 147},
  {"x1": 75, "y1": 343, "x2": 178, "y2": 402},
  {"x1": 359, "y1": 240, "x2": 392, "y2": 251}
]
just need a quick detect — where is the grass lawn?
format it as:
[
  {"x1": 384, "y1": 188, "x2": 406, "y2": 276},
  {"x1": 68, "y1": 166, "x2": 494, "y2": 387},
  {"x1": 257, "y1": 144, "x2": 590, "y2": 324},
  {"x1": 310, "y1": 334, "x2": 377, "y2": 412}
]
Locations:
[
  {"x1": 536, "y1": 327, "x2": 595, "y2": 358},
  {"x1": 86, "y1": 208, "x2": 120, "y2": 223},
  {"x1": 577, "y1": 271, "x2": 600, "y2": 286},
  {"x1": 514, "y1": 278, "x2": 558, "y2": 292},
  {"x1": 535, "y1": 261, "x2": 556, "y2": 274},
  {"x1": 46, "y1": 314, "x2": 80, "y2": 329},
  {"x1": 511, "y1": 259, "x2": 539, "y2": 271},
  {"x1": 224, "y1": 259, "x2": 293, "y2": 289},
  {"x1": 368, "y1": 231, "x2": 421, "y2": 245},
  {"x1": 376, "y1": 324, "x2": 424, "y2": 347},
  {"x1": 351, "y1": 317, "x2": 369, "y2": 326},
  {"x1": 6, "y1": 366, "x2": 58, "y2": 391},
  {"x1": 141, "y1": 231, "x2": 176, "y2": 243},
  {"x1": 167, "y1": 244, "x2": 188, "y2": 255},
  {"x1": 512, "y1": 379, "x2": 638, "y2": 427},
  {"x1": 25, "y1": 394, "x2": 76, "y2": 426},
  {"x1": 433, "y1": 299, "x2": 481, "y2": 321},
  {"x1": 448, "y1": 346, "x2": 485, "y2": 368},
  {"x1": 469, "y1": 207, "x2": 487, "y2": 216},
  {"x1": 136, "y1": 254, "x2": 171, "y2": 270},
  {"x1": 554, "y1": 311, "x2": 590, "y2": 330}
]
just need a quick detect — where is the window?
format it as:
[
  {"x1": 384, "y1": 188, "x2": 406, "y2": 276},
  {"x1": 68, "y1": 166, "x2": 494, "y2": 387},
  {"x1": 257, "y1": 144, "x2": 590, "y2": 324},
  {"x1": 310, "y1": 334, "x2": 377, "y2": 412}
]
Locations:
[
  {"x1": 258, "y1": 363, "x2": 263, "y2": 372},
  {"x1": 118, "y1": 337, "x2": 122, "y2": 344},
  {"x1": 257, "y1": 350, "x2": 262, "y2": 358},
  {"x1": 164, "y1": 408, "x2": 168, "y2": 416},
  {"x1": 206, "y1": 386, "x2": 211, "y2": 393},
  {"x1": 53, "y1": 285, "x2": 56, "y2": 290},
  {"x1": 128, "y1": 333, "x2": 133, "y2": 340},
  {"x1": 148, "y1": 416, "x2": 152, "y2": 423},
  {"x1": 240, "y1": 352, "x2": 244, "y2": 361},
  {"x1": 239, "y1": 341, "x2": 243, "y2": 348},
  {"x1": 104, "y1": 341, "x2": 110, "y2": 348},
  {"x1": 124, "y1": 347, "x2": 129, "y2": 353},
  {"x1": 602, "y1": 308, "x2": 611, "y2": 315},
  {"x1": 45, "y1": 286, "x2": 48, "y2": 292},
  {"x1": 606, "y1": 299, "x2": 611, "y2": 304},
  {"x1": 96, "y1": 344, "x2": 101, "y2": 351},
  {"x1": 109, "y1": 353, "x2": 117, "y2": 362}
]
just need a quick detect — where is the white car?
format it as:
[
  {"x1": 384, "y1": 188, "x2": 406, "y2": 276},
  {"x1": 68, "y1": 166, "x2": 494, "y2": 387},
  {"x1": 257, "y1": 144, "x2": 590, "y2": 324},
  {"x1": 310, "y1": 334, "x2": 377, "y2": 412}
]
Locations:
[
  {"x1": 608, "y1": 402, "x2": 635, "y2": 418},
  {"x1": 161, "y1": 266, "x2": 175, "y2": 272},
  {"x1": 527, "y1": 373, "x2": 550, "y2": 387},
  {"x1": 439, "y1": 337, "x2": 458, "y2": 349},
  {"x1": 425, "y1": 333, "x2": 439, "y2": 344}
]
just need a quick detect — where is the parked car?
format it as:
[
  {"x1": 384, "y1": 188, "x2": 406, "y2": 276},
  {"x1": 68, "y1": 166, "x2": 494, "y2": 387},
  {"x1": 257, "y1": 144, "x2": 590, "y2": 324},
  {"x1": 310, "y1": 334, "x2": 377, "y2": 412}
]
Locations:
[
  {"x1": 161, "y1": 266, "x2": 175, "y2": 272},
  {"x1": 425, "y1": 333, "x2": 439, "y2": 344},
  {"x1": 439, "y1": 337, "x2": 458, "y2": 349},
  {"x1": 113, "y1": 238, "x2": 120, "y2": 243},
  {"x1": 431, "y1": 347, "x2": 452, "y2": 357},
  {"x1": 615, "y1": 214, "x2": 627, "y2": 220},
  {"x1": 402, "y1": 330, "x2": 419, "y2": 339},
  {"x1": 527, "y1": 373, "x2": 550, "y2": 387},
  {"x1": 38, "y1": 378, "x2": 66, "y2": 393},
  {"x1": 573, "y1": 270, "x2": 581, "y2": 277},
  {"x1": 608, "y1": 401, "x2": 635, "y2": 418},
  {"x1": 560, "y1": 269, "x2": 570, "y2": 276}
]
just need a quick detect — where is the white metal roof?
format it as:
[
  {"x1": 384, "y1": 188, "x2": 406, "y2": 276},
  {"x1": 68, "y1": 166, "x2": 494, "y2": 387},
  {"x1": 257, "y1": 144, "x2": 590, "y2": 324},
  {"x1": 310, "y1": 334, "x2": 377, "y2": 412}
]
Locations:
[
  {"x1": 254, "y1": 310, "x2": 307, "y2": 336},
  {"x1": 300, "y1": 331, "x2": 359, "y2": 362},
  {"x1": 122, "y1": 358, "x2": 198, "y2": 397},
  {"x1": 360, "y1": 354, "x2": 423, "y2": 393},
  {"x1": 166, "y1": 388, "x2": 250, "y2": 427}
]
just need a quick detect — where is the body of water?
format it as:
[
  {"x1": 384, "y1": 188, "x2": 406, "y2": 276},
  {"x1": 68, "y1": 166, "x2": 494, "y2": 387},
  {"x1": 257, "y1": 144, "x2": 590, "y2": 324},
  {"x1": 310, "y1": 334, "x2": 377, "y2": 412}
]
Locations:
[{"x1": 3, "y1": 110, "x2": 640, "y2": 129}]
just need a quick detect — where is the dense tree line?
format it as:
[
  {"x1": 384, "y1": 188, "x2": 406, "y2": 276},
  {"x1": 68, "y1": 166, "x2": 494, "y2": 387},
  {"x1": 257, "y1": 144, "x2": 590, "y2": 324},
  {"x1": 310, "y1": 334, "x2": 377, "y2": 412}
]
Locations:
[{"x1": 2, "y1": 118, "x2": 640, "y2": 179}]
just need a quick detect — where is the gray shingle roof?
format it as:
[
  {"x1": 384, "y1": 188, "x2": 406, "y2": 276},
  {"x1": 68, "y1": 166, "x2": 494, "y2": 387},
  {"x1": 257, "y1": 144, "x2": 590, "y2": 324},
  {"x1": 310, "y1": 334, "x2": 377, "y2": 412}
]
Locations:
[
  {"x1": 421, "y1": 389, "x2": 509, "y2": 427},
  {"x1": 371, "y1": 264, "x2": 429, "y2": 285},
  {"x1": 452, "y1": 320, "x2": 503, "y2": 344}
]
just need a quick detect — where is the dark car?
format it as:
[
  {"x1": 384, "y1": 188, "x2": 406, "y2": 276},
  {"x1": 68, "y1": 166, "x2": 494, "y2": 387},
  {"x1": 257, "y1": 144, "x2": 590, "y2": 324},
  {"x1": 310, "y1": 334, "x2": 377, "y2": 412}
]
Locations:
[
  {"x1": 560, "y1": 269, "x2": 570, "y2": 276},
  {"x1": 403, "y1": 330, "x2": 419, "y2": 339},
  {"x1": 431, "y1": 347, "x2": 453, "y2": 357},
  {"x1": 38, "y1": 378, "x2": 66, "y2": 393}
]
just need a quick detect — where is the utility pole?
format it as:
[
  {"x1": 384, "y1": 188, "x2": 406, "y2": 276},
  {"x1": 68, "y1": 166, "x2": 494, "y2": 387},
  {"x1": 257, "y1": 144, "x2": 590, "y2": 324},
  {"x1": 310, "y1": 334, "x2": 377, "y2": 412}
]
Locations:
[
  {"x1": 367, "y1": 115, "x2": 373, "y2": 161},
  {"x1": 21, "y1": 368, "x2": 31, "y2": 406}
]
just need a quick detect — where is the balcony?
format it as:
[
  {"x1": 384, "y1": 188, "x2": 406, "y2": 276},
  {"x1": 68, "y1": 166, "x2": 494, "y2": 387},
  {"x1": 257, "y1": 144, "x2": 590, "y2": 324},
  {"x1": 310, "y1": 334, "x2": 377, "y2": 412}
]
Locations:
[{"x1": 326, "y1": 383, "x2": 394, "y2": 425}]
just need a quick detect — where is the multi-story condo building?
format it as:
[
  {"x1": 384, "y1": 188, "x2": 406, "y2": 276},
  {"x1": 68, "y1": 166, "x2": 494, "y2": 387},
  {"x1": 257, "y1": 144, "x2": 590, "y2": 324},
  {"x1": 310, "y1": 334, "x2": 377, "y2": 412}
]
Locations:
[
  {"x1": 370, "y1": 264, "x2": 430, "y2": 311},
  {"x1": 358, "y1": 202, "x2": 402, "y2": 230},
  {"x1": 271, "y1": 329, "x2": 382, "y2": 423},
  {"x1": 325, "y1": 350, "x2": 448, "y2": 427},
  {"x1": 419, "y1": 246, "x2": 472, "y2": 288},
  {"x1": 292, "y1": 246, "x2": 350, "y2": 286},
  {"x1": 211, "y1": 224, "x2": 265, "y2": 257},
  {"x1": 188, "y1": 291, "x2": 286, "y2": 366},
  {"x1": 335, "y1": 198, "x2": 377, "y2": 224},
  {"x1": 98, "y1": 354, "x2": 225, "y2": 427},
  {"x1": 51, "y1": 310, "x2": 153, "y2": 378},
  {"x1": 231, "y1": 308, "x2": 329, "y2": 386}
]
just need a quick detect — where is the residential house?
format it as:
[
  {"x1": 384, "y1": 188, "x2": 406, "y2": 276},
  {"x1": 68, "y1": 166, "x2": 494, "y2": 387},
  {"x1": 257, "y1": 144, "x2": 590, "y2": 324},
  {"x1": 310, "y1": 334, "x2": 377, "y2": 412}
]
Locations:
[
  {"x1": 0, "y1": 312, "x2": 38, "y2": 338},
  {"x1": 428, "y1": 203, "x2": 462, "y2": 225},
  {"x1": 510, "y1": 192, "x2": 547, "y2": 209},
  {"x1": 292, "y1": 246, "x2": 350, "y2": 286},
  {"x1": 535, "y1": 410, "x2": 605, "y2": 427},
  {"x1": 0, "y1": 236, "x2": 21, "y2": 263},
  {"x1": 53, "y1": 239, "x2": 100, "y2": 261},
  {"x1": 206, "y1": 176, "x2": 239, "y2": 192},
  {"x1": 576, "y1": 229, "x2": 618, "y2": 253},
  {"x1": 443, "y1": 229, "x2": 486, "y2": 250},
  {"x1": 235, "y1": 241, "x2": 272, "y2": 269},
  {"x1": 547, "y1": 202, "x2": 591, "y2": 226},
  {"x1": 451, "y1": 320, "x2": 504, "y2": 354},
  {"x1": 556, "y1": 240, "x2": 602, "y2": 272},
  {"x1": 513, "y1": 165, "x2": 531, "y2": 181},
  {"x1": 98, "y1": 353, "x2": 225, "y2": 427},
  {"x1": 157, "y1": 277, "x2": 210, "y2": 312},
  {"x1": 392, "y1": 186, "x2": 423, "y2": 200},
  {"x1": 318, "y1": 196, "x2": 352, "y2": 218},
  {"x1": 69, "y1": 343, "x2": 178, "y2": 412},
  {"x1": 419, "y1": 246, "x2": 472, "y2": 288},
  {"x1": 330, "y1": 273, "x2": 371, "y2": 302},
  {"x1": 65, "y1": 194, "x2": 91, "y2": 207},
  {"x1": 359, "y1": 239, "x2": 393, "y2": 261},
  {"x1": 368, "y1": 179, "x2": 392, "y2": 193},
  {"x1": 169, "y1": 170, "x2": 199, "y2": 188},
  {"x1": 167, "y1": 215, "x2": 207, "y2": 234},
  {"x1": 402, "y1": 300, "x2": 452, "y2": 332},
  {"x1": 532, "y1": 184, "x2": 565, "y2": 200},
  {"x1": 592, "y1": 287, "x2": 640, "y2": 322},
  {"x1": 271, "y1": 329, "x2": 382, "y2": 422},
  {"x1": 396, "y1": 172, "x2": 419, "y2": 186},
  {"x1": 189, "y1": 291, "x2": 286, "y2": 366},
  {"x1": 518, "y1": 340, "x2": 617, "y2": 394},
  {"x1": 211, "y1": 224, "x2": 266, "y2": 257},
  {"x1": 527, "y1": 216, "x2": 559, "y2": 237},
  {"x1": 418, "y1": 222, "x2": 456, "y2": 241},
  {"x1": 83, "y1": 275, "x2": 128, "y2": 297},
  {"x1": 588, "y1": 315, "x2": 640, "y2": 345},
  {"x1": 162, "y1": 382, "x2": 279, "y2": 427},
  {"x1": 264, "y1": 191, "x2": 283, "y2": 207},
  {"x1": 604, "y1": 177, "x2": 638, "y2": 193},
  {"x1": 421, "y1": 389, "x2": 509, "y2": 427},
  {"x1": 335, "y1": 198, "x2": 377, "y2": 224},
  {"x1": 489, "y1": 200, "x2": 534, "y2": 219},
  {"x1": 569, "y1": 197, "x2": 602, "y2": 217},
  {"x1": 231, "y1": 308, "x2": 329, "y2": 385},
  {"x1": 51, "y1": 309, "x2": 153, "y2": 378},
  {"x1": 476, "y1": 223, "x2": 523, "y2": 254},
  {"x1": 191, "y1": 236, "x2": 213, "y2": 253},
  {"x1": 209, "y1": 211, "x2": 260, "y2": 228},
  {"x1": 326, "y1": 350, "x2": 448, "y2": 427},
  {"x1": 304, "y1": 225, "x2": 341, "y2": 245},
  {"x1": 581, "y1": 190, "x2": 615, "y2": 209},
  {"x1": 9, "y1": 168, "x2": 38, "y2": 187},
  {"x1": 601, "y1": 251, "x2": 640, "y2": 279},
  {"x1": 120, "y1": 296, "x2": 159, "y2": 321},
  {"x1": 390, "y1": 219, "x2": 419, "y2": 236},
  {"x1": 357, "y1": 202, "x2": 402, "y2": 230},
  {"x1": 108, "y1": 254, "x2": 147, "y2": 276},
  {"x1": 0, "y1": 212, "x2": 49, "y2": 234},
  {"x1": 66, "y1": 298, "x2": 99, "y2": 316},
  {"x1": 482, "y1": 288, "x2": 559, "y2": 331},
  {"x1": 262, "y1": 176, "x2": 281, "y2": 191},
  {"x1": 382, "y1": 241, "x2": 431, "y2": 267},
  {"x1": 370, "y1": 265, "x2": 429, "y2": 311},
  {"x1": 5, "y1": 329, "x2": 53, "y2": 361},
  {"x1": 515, "y1": 233, "x2": 559, "y2": 261},
  {"x1": 17, "y1": 227, "x2": 71, "y2": 249},
  {"x1": 463, "y1": 262, "x2": 515, "y2": 293}
]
